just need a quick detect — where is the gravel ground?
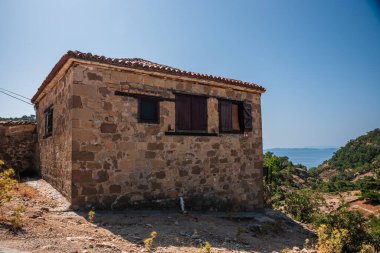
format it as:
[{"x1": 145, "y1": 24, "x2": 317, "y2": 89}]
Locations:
[
  {"x1": 0, "y1": 247, "x2": 29, "y2": 253},
  {"x1": 24, "y1": 178, "x2": 70, "y2": 212},
  {"x1": 0, "y1": 179, "x2": 317, "y2": 253}
]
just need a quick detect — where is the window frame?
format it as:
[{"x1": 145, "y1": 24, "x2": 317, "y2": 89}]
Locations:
[
  {"x1": 43, "y1": 105, "x2": 53, "y2": 138},
  {"x1": 137, "y1": 97, "x2": 160, "y2": 124},
  {"x1": 218, "y1": 99, "x2": 244, "y2": 134},
  {"x1": 175, "y1": 93, "x2": 208, "y2": 133}
]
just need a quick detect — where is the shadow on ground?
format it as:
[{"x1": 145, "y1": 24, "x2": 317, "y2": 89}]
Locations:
[
  {"x1": 75, "y1": 208, "x2": 316, "y2": 252},
  {"x1": 1, "y1": 179, "x2": 315, "y2": 253}
]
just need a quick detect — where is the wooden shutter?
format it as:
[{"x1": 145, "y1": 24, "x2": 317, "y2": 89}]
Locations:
[
  {"x1": 219, "y1": 100, "x2": 232, "y2": 132},
  {"x1": 232, "y1": 103, "x2": 240, "y2": 131},
  {"x1": 175, "y1": 94, "x2": 191, "y2": 131},
  {"x1": 191, "y1": 96, "x2": 207, "y2": 131},
  {"x1": 243, "y1": 102, "x2": 253, "y2": 131}
]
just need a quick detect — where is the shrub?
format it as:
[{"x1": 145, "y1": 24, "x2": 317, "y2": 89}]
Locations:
[
  {"x1": 235, "y1": 227, "x2": 246, "y2": 241},
  {"x1": 10, "y1": 205, "x2": 25, "y2": 231},
  {"x1": 144, "y1": 231, "x2": 158, "y2": 251},
  {"x1": 199, "y1": 241, "x2": 211, "y2": 253},
  {"x1": 0, "y1": 160, "x2": 17, "y2": 216},
  {"x1": 315, "y1": 208, "x2": 370, "y2": 252},
  {"x1": 283, "y1": 189, "x2": 324, "y2": 223},
  {"x1": 361, "y1": 190, "x2": 380, "y2": 204},
  {"x1": 317, "y1": 224, "x2": 349, "y2": 253},
  {"x1": 87, "y1": 209, "x2": 95, "y2": 223},
  {"x1": 368, "y1": 215, "x2": 380, "y2": 251}
]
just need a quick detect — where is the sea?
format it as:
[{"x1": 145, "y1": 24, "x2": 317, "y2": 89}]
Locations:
[{"x1": 264, "y1": 148, "x2": 338, "y2": 169}]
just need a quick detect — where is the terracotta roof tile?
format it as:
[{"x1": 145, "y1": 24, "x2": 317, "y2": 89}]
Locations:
[{"x1": 31, "y1": 50, "x2": 265, "y2": 103}]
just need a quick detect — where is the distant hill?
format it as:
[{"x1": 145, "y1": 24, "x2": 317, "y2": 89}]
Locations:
[
  {"x1": 310, "y1": 128, "x2": 380, "y2": 181},
  {"x1": 0, "y1": 114, "x2": 36, "y2": 122}
]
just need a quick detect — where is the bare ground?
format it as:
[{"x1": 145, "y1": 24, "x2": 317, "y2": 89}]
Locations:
[
  {"x1": 0, "y1": 179, "x2": 316, "y2": 253},
  {"x1": 322, "y1": 190, "x2": 380, "y2": 218}
]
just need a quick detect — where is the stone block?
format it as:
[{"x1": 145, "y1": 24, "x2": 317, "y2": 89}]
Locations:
[
  {"x1": 191, "y1": 166, "x2": 201, "y2": 174},
  {"x1": 109, "y1": 185, "x2": 121, "y2": 194},
  {"x1": 147, "y1": 143, "x2": 164, "y2": 150},
  {"x1": 100, "y1": 123, "x2": 117, "y2": 133},
  {"x1": 70, "y1": 95, "x2": 83, "y2": 109},
  {"x1": 155, "y1": 171, "x2": 166, "y2": 179},
  {"x1": 87, "y1": 72, "x2": 103, "y2": 81},
  {"x1": 151, "y1": 159, "x2": 165, "y2": 168},
  {"x1": 72, "y1": 170, "x2": 92, "y2": 182},
  {"x1": 82, "y1": 186, "x2": 97, "y2": 195},
  {"x1": 72, "y1": 151, "x2": 95, "y2": 161}
]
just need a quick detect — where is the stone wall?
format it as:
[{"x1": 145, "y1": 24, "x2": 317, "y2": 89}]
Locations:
[
  {"x1": 35, "y1": 68, "x2": 74, "y2": 200},
  {"x1": 69, "y1": 62, "x2": 264, "y2": 211},
  {"x1": 0, "y1": 121, "x2": 37, "y2": 176}
]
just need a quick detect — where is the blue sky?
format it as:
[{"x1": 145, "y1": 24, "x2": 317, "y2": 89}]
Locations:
[{"x1": 0, "y1": 0, "x2": 379, "y2": 148}]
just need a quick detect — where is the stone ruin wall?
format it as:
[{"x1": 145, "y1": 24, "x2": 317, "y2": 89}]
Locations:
[{"x1": 0, "y1": 121, "x2": 37, "y2": 176}]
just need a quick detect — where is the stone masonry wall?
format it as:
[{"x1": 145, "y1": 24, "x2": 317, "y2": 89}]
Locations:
[
  {"x1": 0, "y1": 121, "x2": 37, "y2": 175},
  {"x1": 36, "y1": 68, "x2": 73, "y2": 200},
  {"x1": 70, "y1": 62, "x2": 264, "y2": 211}
]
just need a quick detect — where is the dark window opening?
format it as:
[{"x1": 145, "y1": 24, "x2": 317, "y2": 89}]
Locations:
[
  {"x1": 138, "y1": 98, "x2": 159, "y2": 124},
  {"x1": 175, "y1": 94, "x2": 207, "y2": 132},
  {"x1": 44, "y1": 106, "x2": 53, "y2": 137},
  {"x1": 219, "y1": 100, "x2": 252, "y2": 133}
]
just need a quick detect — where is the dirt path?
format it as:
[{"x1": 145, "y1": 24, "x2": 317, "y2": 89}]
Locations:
[
  {"x1": 322, "y1": 191, "x2": 380, "y2": 216},
  {"x1": 0, "y1": 179, "x2": 316, "y2": 253}
]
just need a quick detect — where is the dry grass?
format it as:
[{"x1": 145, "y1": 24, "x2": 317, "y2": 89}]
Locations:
[{"x1": 15, "y1": 184, "x2": 39, "y2": 199}]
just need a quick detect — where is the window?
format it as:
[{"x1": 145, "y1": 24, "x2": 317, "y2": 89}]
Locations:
[
  {"x1": 44, "y1": 106, "x2": 53, "y2": 137},
  {"x1": 138, "y1": 97, "x2": 160, "y2": 124},
  {"x1": 219, "y1": 100, "x2": 252, "y2": 133},
  {"x1": 175, "y1": 94, "x2": 207, "y2": 132}
]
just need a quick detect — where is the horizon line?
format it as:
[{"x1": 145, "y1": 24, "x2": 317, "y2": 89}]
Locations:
[{"x1": 264, "y1": 146, "x2": 339, "y2": 150}]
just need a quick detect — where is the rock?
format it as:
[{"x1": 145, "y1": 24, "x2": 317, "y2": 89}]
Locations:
[
  {"x1": 66, "y1": 236, "x2": 94, "y2": 242},
  {"x1": 247, "y1": 224, "x2": 262, "y2": 235},
  {"x1": 131, "y1": 236, "x2": 142, "y2": 242},
  {"x1": 194, "y1": 238, "x2": 203, "y2": 244},
  {"x1": 41, "y1": 245, "x2": 54, "y2": 250},
  {"x1": 179, "y1": 231, "x2": 189, "y2": 237},
  {"x1": 293, "y1": 246, "x2": 300, "y2": 251},
  {"x1": 96, "y1": 242, "x2": 119, "y2": 250},
  {"x1": 191, "y1": 230, "x2": 199, "y2": 239}
]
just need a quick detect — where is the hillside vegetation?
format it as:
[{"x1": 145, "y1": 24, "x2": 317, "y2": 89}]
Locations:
[
  {"x1": 0, "y1": 114, "x2": 35, "y2": 122},
  {"x1": 263, "y1": 128, "x2": 380, "y2": 252},
  {"x1": 309, "y1": 129, "x2": 380, "y2": 195},
  {"x1": 310, "y1": 128, "x2": 380, "y2": 180}
]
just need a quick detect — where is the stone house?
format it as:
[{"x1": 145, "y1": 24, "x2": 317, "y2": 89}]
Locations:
[{"x1": 31, "y1": 51, "x2": 266, "y2": 211}]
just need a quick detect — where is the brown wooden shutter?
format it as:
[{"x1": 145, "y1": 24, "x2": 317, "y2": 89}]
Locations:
[
  {"x1": 219, "y1": 100, "x2": 232, "y2": 132},
  {"x1": 176, "y1": 94, "x2": 191, "y2": 130},
  {"x1": 243, "y1": 102, "x2": 253, "y2": 131},
  {"x1": 191, "y1": 96, "x2": 207, "y2": 131},
  {"x1": 232, "y1": 103, "x2": 240, "y2": 131}
]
